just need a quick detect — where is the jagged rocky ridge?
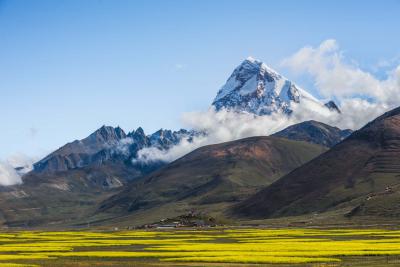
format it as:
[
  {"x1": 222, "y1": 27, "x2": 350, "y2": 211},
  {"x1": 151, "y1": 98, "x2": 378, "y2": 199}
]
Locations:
[
  {"x1": 33, "y1": 126, "x2": 198, "y2": 173},
  {"x1": 212, "y1": 57, "x2": 339, "y2": 115}
]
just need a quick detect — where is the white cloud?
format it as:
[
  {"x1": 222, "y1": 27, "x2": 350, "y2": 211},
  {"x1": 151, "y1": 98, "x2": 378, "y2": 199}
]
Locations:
[
  {"x1": 29, "y1": 127, "x2": 38, "y2": 138},
  {"x1": 181, "y1": 108, "x2": 293, "y2": 141},
  {"x1": 6, "y1": 153, "x2": 36, "y2": 171},
  {"x1": 0, "y1": 153, "x2": 40, "y2": 186},
  {"x1": 134, "y1": 108, "x2": 313, "y2": 164},
  {"x1": 281, "y1": 39, "x2": 400, "y2": 129},
  {"x1": 0, "y1": 161, "x2": 22, "y2": 186},
  {"x1": 281, "y1": 39, "x2": 400, "y2": 106},
  {"x1": 111, "y1": 138, "x2": 134, "y2": 156},
  {"x1": 372, "y1": 55, "x2": 400, "y2": 72},
  {"x1": 174, "y1": 63, "x2": 186, "y2": 70},
  {"x1": 134, "y1": 136, "x2": 208, "y2": 164},
  {"x1": 282, "y1": 40, "x2": 376, "y2": 99}
]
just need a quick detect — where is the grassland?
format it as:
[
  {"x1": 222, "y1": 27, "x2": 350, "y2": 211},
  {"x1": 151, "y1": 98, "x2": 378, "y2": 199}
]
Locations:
[{"x1": 0, "y1": 228, "x2": 399, "y2": 266}]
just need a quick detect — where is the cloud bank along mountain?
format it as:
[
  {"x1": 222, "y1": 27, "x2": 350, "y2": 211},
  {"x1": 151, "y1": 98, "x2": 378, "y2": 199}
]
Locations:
[
  {"x1": 0, "y1": 153, "x2": 39, "y2": 186},
  {"x1": 135, "y1": 57, "x2": 340, "y2": 163},
  {"x1": 0, "y1": 161, "x2": 22, "y2": 186},
  {"x1": 138, "y1": 43, "x2": 400, "y2": 164}
]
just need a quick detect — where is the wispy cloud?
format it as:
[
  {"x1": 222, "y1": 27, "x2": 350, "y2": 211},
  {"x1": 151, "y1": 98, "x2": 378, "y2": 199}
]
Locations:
[
  {"x1": 29, "y1": 127, "x2": 38, "y2": 138},
  {"x1": 174, "y1": 63, "x2": 186, "y2": 70},
  {"x1": 281, "y1": 39, "x2": 400, "y2": 129},
  {"x1": 6, "y1": 153, "x2": 38, "y2": 172},
  {"x1": 0, "y1": 161, "x2": 22, "y2": 186},
  {"x1": 0, "y1": 153, "x2": 40, "y2": 186}
]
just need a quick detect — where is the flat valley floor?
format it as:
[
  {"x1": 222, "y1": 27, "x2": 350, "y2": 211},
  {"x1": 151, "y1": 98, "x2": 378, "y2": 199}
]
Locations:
[{"x1": 0, "y1": 227, "x2": 400, "y2": 266}]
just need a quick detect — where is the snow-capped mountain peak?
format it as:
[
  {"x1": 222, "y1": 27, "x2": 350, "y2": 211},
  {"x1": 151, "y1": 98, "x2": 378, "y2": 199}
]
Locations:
[{"x1": 212, "y1": 57, "x2": 337, "y2": 115}]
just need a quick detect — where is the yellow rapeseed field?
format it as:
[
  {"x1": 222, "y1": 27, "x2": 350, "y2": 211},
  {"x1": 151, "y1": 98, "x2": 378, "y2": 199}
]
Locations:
[{"x1": 0, "y1": 228, "x2": 398, "y2": 266}]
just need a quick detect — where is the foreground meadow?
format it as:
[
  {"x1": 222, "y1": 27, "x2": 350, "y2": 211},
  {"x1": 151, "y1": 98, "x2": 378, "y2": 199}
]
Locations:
[{"x1": 0, "y1": 228, "x2": 399, "y2": 266}]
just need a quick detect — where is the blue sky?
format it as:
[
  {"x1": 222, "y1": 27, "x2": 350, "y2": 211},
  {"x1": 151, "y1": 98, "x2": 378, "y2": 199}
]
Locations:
[{"x1": 1, "y1": 0, "x2": 400, "y2": 159}]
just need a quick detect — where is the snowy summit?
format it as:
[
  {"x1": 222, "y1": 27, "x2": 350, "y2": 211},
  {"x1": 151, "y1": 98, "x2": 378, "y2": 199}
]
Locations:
[{"x1": 212, "y1": 57, "x2": 338, "y2": 116}]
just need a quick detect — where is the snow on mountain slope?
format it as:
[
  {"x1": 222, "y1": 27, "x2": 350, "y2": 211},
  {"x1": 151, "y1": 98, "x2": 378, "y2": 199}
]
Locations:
[
  {"x1": 33, "y1": 126, "x2": 198, "y2": 173},
  {"x1": 212, "y1": 57, "x2": 337, "y2": 116}
]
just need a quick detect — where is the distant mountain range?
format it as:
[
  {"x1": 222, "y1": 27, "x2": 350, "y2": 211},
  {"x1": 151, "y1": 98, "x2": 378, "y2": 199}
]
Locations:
[
  {"x1": 32, "y1": 125, "x2": 199, "y2": 178},
  {"x1": 4, "y1": 57, "x2": 398, "y2": 228}
]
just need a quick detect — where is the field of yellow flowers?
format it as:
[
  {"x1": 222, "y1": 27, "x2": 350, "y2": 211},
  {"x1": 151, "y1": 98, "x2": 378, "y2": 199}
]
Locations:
[{"x1": 0, "y1": 228, "x2": 399, "y2": 266}]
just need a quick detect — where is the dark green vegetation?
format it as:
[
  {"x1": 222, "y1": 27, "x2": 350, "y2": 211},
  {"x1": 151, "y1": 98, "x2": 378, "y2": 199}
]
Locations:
[
  {"x1": 235, "y1": 107, "x2": 400, "y2": 220},
  {"x1": 95, "y1": 136, "x2": 326, "y2": 226}
]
